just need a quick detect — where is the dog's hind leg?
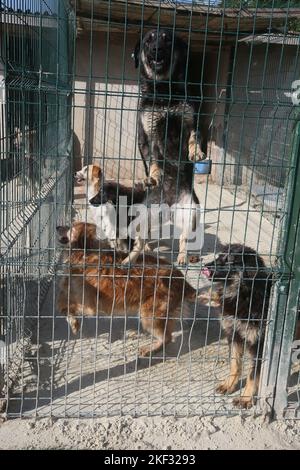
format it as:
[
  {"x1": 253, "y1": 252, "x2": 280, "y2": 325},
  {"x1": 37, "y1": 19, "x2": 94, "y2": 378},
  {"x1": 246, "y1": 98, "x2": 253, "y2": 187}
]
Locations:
[
  {"x1": 139, "y1": 317, "x2": 175, "y2": 357},
  {"x1": 216, "y1": 340, "x2": 243, "y2": 395},
  {"x1": 122, "y1": 236, "x2": 144, "y2": 265},
  {"x1": 185, "y1": 204, "x2": 201, "y2": 264},
  {"x1": 122, "y1": 208, "x2": 151, "y2": 264},
  {"x1": 177, "y1": 232, "x2": 188, "y2": 265},
  {"x1": 144, "y1": 242, "x2": 152, "y2": 252},
  {"x1": 139, "y1": 300, "x2": 175, "y2": 357},
  {"x1": 176, "y1": 198, "x2": 201, "y2": 265}
]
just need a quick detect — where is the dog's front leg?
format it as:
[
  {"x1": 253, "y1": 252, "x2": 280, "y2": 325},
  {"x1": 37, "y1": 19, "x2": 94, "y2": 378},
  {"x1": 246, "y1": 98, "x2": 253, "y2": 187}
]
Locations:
[
  {"x1": 138, "y1": 120, "x2": 151, "y2": 178},
  {"x1": 144, "y1": 161, "x2": 163, "y2": 188},
  {"x1": 188, "y1": 129, "x2": 205, "y2": 162},
  {"x1": 217, "y1": 341, "x2": 243, "y2": 395},
  {"x1": 139, "y1": 113, "x2": 163, "y2": 188},
  {"x1": 232, "y1": 342, "x2": 263, "y2": 409}
]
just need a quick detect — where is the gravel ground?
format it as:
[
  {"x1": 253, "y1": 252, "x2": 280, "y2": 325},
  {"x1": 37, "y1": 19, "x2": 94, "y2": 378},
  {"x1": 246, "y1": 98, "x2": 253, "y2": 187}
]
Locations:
[{"x1": 0, "y1": 415, "x2": 300, "y2": 450}]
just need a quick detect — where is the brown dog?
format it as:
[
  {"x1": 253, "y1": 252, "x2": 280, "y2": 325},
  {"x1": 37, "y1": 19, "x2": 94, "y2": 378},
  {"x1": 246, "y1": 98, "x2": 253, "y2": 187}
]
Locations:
[{"x1": 56, "y1": 222, "x2": 197, "y2": 357}]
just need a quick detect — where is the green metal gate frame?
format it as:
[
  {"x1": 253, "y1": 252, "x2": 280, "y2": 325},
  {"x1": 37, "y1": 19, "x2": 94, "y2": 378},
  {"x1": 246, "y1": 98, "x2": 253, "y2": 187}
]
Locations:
[
  {"x1": 1, "y1": 1, "x2": 300, "y2": 419},
  {"x1": 261, "y1": 120, "x2": 300, "y2": 419}
]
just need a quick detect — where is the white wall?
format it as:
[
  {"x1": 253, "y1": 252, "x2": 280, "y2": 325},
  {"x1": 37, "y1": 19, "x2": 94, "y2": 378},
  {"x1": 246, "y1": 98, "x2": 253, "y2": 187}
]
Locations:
[
  {"x1": 73, "y1": 32, "x2": 232, "y2": 185},
  {"x1": 74, "y1": 31, "x2": 144, "y2": 181}
]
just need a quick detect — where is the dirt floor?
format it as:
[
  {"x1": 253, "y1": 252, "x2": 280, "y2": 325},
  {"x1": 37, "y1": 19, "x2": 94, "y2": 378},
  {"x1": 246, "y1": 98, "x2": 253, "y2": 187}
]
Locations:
[
  {"x1": 3, "y1": 181, "x2": 284, "y2": 418},
  {"x1": 0, "y1": 415, "x2": 300, "y2": 450},
  {"x1": 2, "y1": 178, "x2": 299, "y2": 446}
]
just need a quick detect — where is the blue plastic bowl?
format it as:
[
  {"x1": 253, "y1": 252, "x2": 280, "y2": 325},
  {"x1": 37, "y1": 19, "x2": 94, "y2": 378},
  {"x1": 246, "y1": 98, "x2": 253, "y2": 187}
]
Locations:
[{"x1": 194, "y1": 160, "x2": 212, "y2": 175}]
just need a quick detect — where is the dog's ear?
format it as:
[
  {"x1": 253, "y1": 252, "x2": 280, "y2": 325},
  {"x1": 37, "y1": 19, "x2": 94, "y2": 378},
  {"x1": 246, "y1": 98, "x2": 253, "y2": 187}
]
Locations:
[
  {"x1": 92, "y1": 165, "x2": 101, "y2": 180},
  {"x1": 132, "y1": 39, "x2": 140, "y2": 69},
  {"x1": 89, "y1": 194, "x2": 101, "y2": 206}
]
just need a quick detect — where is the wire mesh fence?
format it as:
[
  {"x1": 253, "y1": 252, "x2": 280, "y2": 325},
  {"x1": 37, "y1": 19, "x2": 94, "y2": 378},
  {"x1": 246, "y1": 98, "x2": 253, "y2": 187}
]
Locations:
[
  {"x1": 0, "y1": 0, "x2": 74, "y2": 414},
  {"x1": 0, "y1": 0, "x2": 300, "y2": 419}
]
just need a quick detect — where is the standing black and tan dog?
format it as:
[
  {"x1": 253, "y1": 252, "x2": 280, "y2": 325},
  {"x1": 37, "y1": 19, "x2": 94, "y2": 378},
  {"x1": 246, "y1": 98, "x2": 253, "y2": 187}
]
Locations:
[
  {"x1": 133, "y1": 28, "x2": 205, "y2": 186},
  {"x1": 123, "y1": 29, "x2": 205, "y2": 265},
  {"x1": 201, "y1": 244, "x2": 273, "y2": 409}
]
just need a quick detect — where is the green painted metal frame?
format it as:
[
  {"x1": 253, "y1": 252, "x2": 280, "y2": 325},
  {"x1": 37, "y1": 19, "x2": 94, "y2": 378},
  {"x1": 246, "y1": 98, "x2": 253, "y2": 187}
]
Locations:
[
  {"x1": 261, "y1": 120, "x2": 300, "y2": 418},
  {"x1": 1, "y1": 0, "x2": 300, "y2": 418}
]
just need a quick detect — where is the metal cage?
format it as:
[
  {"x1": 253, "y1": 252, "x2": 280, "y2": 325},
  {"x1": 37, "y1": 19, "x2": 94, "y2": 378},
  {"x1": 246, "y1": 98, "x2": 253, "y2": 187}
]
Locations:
[{"x1": 0, "y1": 0, "x2": 300, "y2": 419}]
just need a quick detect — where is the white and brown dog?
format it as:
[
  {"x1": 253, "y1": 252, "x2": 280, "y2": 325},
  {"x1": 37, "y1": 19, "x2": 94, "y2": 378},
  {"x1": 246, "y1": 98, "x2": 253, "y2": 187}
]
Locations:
[{"x1": 74, "y1": 164, "x2": 145, "y2": 252}]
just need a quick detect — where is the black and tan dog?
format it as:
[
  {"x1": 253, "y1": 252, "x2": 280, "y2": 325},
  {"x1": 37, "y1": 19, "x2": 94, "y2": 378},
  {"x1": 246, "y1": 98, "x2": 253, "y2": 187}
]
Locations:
[
  {"x1": 56, "y1": 222, "x2": 198, "y2": 357},
  {"x1": 123, "y1": 29, "x2": 205, "y2": 265},
  {"x1": 133, "y1": 28, "x2": 205, "y2": 187},
  {"x1": 201, "y1": 244, "x2": 273, "y2": 409}
]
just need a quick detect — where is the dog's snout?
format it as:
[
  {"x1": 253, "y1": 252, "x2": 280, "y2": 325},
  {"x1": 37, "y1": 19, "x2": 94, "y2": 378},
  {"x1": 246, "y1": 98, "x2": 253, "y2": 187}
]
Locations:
[
  {"x1": 154, "y1": 46, "x2": 163, "y2": 54},
  {"x1": 201, "y1": 267, "x2": 211, "y2": 279},
  {"x1": 90, "y1": 190, "x2": 108, "y2": 207},
  {"x1": 56, "y1": 225, "x2": 69, "y2": 244},
  {"x1": 74, "y1": 171, "x2": 85, "y2": 183},
  {"x1": 89, "y1": 194, "x2": 101, "y2": 207},
  {"x1": 150, "y1": 41, "x2": 163, "y2": 52}
]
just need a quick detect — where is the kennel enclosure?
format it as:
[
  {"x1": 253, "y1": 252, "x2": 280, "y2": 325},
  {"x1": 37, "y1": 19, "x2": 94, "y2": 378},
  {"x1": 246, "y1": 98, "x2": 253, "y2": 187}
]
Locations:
[{"x1": 1, "y1": 0, "x2": 300, "y2": 418}]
